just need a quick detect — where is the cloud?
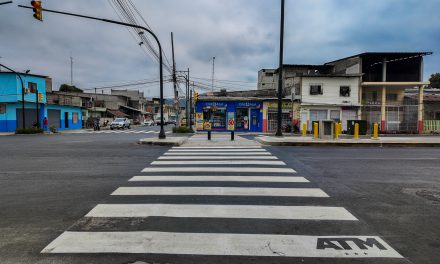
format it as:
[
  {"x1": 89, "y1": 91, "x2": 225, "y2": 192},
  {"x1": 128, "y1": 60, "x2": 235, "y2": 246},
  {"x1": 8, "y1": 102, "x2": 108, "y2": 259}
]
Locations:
[{"x1": 0, "y1": 0, "x2": 439, "y2": 98}]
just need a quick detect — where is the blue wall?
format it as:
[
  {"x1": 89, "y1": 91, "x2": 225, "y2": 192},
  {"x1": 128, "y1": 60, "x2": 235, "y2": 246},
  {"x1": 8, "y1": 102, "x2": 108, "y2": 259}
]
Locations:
[
  {"x1": 0, "y1": 73, "x2": 46, "y2": 104},
  {"x1": 44, "y1": 105, "x2": 83, "y2": 130}
]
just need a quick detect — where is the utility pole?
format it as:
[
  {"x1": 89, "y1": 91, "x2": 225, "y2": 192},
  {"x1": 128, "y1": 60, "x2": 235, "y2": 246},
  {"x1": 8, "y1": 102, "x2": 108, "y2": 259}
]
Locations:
[
  {"x1": 186, "y1": 68, "x2": 190, "y2": 128},
  {"x1": 275, "y1": 0, "x2": 285, "y2": 137},
  {"x1": 211, "y1": 57, "x2": 215, "y2": 92},
  {"x1": 171, "y1": 32, "x2": 179, "y2": 126},
  {"x1": 70, "y1": 52, "x2": 73, "y2": 86}
]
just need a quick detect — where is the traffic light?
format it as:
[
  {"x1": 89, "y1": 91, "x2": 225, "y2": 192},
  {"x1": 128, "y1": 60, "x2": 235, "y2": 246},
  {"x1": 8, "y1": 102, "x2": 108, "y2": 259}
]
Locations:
[
  {"x1": 194, "y1": 91, "x2": 198, "y2": 101},
  {"x1": 38, "y1": 93, "x2": 44, "y2": 101},
  {"x1": 31, "y1": 0, "x2": 42, "y2": 21}
]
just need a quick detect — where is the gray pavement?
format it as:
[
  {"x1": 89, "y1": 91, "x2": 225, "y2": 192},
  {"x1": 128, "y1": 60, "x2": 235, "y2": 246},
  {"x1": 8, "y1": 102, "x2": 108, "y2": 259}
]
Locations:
[{"x1": 0, "y1": 132, "x2": 439, "y2": 263}]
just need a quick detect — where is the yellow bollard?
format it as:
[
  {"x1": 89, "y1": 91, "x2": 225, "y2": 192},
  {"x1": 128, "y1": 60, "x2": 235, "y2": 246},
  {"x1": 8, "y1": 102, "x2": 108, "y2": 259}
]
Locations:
[
  {"x1": 373, "y1": 123, "x2": 379, "y2": 140},
  {"x1": 313, "y1": 122, "x2": 319, "y2": 139},
  {"x1": 302, "y1": 123, "x2": 307, "y2": 137},
  {"x1": 334, "y1": 123, "x2": 339, "y2": 139},
  {"x1": 354, "y1": 123, "x2": 359, "y2": 140}
]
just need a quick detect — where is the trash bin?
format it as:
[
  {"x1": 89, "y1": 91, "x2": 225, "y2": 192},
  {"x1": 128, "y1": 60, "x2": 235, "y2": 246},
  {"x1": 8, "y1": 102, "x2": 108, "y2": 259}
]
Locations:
[{"x1": 319, "y1": 120, "x2": 334, "y2": 139}]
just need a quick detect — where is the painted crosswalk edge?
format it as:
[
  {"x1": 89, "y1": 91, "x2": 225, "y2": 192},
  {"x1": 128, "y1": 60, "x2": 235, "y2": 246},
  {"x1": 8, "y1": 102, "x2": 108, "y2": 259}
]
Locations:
[
  {"x1": 129, "y1": 175, "x2": 309, "y2": 182},
  {"x1": 41, "y1": 232, "x2": 403, "y2": 258},
  {"x1": 141, "y1": 167, "x2": 296, "y2": 173}
]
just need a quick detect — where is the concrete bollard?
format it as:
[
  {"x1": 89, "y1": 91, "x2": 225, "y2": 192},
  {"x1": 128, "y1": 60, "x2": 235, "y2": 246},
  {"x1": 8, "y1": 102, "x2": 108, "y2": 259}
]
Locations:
[
  {"x1": 208, "y1": 131, "x2": 211, "y2": 140},
  {"x1": 302, "y1": 123, "x2": 307, "y2": 137},
  {"x1": 231, "y1": 131, "x2": 235, "y2": 141},
  {"x1": 313, "y1": 122, "x2": 319, "y2": 139},
  {"x1": 373, "y1": 123, "x2": 379, "y2": 140},
  {"x1": 354, "y1": 123, "x2": 360, "y2": 140}
]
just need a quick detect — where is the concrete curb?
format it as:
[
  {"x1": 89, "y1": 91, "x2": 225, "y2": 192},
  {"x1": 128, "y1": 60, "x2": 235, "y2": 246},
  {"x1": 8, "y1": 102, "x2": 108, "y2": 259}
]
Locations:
[
  {"x1": 139, "y1": 137, "x2": 188, "y2": 146},
  {"x1": 255, "y1": 137, "x2": 440, "y2": 147}
]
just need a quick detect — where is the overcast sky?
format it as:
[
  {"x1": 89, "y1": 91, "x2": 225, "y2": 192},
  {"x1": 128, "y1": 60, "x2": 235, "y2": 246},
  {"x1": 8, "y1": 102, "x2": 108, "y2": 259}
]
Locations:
[{"x1": 1, "y1": 0, "x2": 439, "y2": 98}]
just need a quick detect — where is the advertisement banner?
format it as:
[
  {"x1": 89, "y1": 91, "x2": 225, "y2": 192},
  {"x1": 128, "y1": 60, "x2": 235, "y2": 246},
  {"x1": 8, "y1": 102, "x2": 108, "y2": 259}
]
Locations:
[
  {"x1": 196, "y1": 112, "x2": 204, "y2": 130},
  {"x1": 227, "y1": 112, "x2": 235, "y2": 131}
]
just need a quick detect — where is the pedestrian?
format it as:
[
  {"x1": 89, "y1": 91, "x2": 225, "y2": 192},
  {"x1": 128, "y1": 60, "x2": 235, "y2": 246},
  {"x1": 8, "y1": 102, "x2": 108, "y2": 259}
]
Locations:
[{"x1": 43, "y1": 117, "x2": 48, "y2": 131}]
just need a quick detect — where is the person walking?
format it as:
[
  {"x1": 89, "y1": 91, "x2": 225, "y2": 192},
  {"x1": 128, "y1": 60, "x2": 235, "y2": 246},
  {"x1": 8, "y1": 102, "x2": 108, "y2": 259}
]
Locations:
[{"x1": 43, "y1": 117, "x2": 48, "y2": 131}]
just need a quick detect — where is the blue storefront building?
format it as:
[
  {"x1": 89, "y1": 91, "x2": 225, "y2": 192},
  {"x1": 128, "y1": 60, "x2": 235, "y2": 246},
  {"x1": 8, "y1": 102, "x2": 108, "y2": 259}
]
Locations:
[
  {"x1": 0, "y1": 72, "x2": 82, "y2": 132},
  {"x1": 195, "y1": 98, "x2": 263, "y2": 132}
]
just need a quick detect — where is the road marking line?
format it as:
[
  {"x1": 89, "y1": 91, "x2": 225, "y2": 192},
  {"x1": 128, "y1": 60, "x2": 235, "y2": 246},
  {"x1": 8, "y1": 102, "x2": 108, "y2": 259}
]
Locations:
[
  {"x1": 86, "y1": 204, "x2": 357, "y2": 220},
  {"x1": 164, "y1": 152, "x2": 272, "y2": 156},
  {"x1": 129, "y1": 175, "x2": 309, "y2": 182},
  {"x1": 172, "y1": 146, "x2": 262, "y2": 149},
  {"x1": 141, "y1": 167, "x2": 296, "y2": 173},
  {"x1": 158, "y1": 156, "x2": 278, "y2": 160},
  {"x1": 151, "y1": 160, "x2": 286, "y2": 166},
  {"x1": 41, "y1": 232, "x2": 403, "y2": 258},
  {"x1": 111, "y1": 187, "x2": 327, "y2": 197},
  {"x1": 169, "y1": 149, "x2": 266, "y2": 152}
]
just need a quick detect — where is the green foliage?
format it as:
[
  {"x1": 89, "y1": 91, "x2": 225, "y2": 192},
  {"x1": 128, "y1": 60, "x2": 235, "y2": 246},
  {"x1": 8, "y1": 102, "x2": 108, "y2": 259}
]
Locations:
[
  {"x1": 15, "y1": 127, "x2": 44, "y2": 134},
  {"x1": 59, "y1": 84, "x2": 83, "y2": 93},
  {"x1": 429, "y1": 73, "x2": 440, "y2": 88},
  {"x1": 49, "y1": 125, "x2": 58, "y2": 133},
  {"x1": 172, "y1": 126, "x2": 194, "y2": 133}
]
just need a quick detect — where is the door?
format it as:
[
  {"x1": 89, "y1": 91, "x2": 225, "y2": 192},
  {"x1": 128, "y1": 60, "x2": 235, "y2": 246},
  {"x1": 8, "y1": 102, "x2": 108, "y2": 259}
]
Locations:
[
  {"x1": 47, "y1": 109, "x2": 61, "y2": 128},
  {"x1": 16, "y1": 109, "x2": 38, "y2": 129},
  {"x1": 250, "y1": 109, "x2": 260, "y2": 132},
  {"x1": 64, "y1": 112, "x2": 69, "y2": 128},
  {"x1": 342, "y1": 110, "x2": 357, "y2": 131}
]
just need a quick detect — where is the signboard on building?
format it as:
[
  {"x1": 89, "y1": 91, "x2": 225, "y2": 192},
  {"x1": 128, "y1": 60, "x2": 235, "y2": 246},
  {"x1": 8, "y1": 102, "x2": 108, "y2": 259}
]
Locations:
[
  {"x1": 196, "y1": 113, "x2": 204, "y2": 130},
  {"x1": 227, "y1": 112, "x2": 235, "y2": 131},
  {"x1": 203, "y1": 122, "x2": 212, "y2": 130}
]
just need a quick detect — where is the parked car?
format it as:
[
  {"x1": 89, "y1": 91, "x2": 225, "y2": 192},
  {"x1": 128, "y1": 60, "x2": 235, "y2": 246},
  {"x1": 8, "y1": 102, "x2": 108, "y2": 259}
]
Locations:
[
  {"x1": 143, "y1": 120, "x2": 154, "y2": 126},
  {"x1": 110, "y1": 118, "x2": 131, "y2": 130},
  {"x1": 154, "y1": 116, "x2": 169, "y2": 125}
]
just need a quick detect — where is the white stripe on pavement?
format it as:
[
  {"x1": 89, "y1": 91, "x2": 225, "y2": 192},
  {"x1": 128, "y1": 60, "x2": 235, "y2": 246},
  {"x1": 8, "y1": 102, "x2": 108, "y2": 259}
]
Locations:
[
  {"x1": 172, "y1": 146, "x2": 262, "y2": 149},
  {"x1": 164, "y1": 152, "x2": 272, "y2": 156},
  {"x1": 86, "y1": 204, "x2": 357, "y2": 220},
  {"x1": 169, "y1": 149, "x2": 266, "y2": 152},
  {"x1": 158, "y1": 156, "x2": 278, "y2": 160},
  {"x1": 141, "y1": 167, "x2": 296, "y2": 173},
  {"x1": 42, "y1": 232, "x2": 403, "y2": 258},
  {"x1": 129, "y1": 175, "x2": 309, "y2": 183},
  {"x1": 151, "y1": 160, "x2": 286, "y2": 166},
  {"x1": 111, "y1": 187, "x2": 327, "y2": 197}
]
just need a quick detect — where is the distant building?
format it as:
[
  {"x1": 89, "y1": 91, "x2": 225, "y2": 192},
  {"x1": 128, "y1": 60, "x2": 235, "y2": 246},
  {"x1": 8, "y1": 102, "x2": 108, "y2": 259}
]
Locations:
[{"x1": 0, "y1": 72, "x2": 82, "y2": 132}]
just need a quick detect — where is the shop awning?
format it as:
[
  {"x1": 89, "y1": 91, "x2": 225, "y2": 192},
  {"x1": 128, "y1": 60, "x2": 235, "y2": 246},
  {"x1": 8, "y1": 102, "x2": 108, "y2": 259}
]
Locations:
[
  {"x1": 107, "y1": 110, "x2": 129, "y2": 118},
  {"x1": 120, "y1": 105, "x2": 142, "y2": 112}
]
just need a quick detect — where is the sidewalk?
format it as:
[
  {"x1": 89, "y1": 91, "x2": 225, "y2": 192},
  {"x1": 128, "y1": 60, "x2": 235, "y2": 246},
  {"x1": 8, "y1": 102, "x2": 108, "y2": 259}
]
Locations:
[{"x1": 256, "y1": 135, "x2": 440, "y2": 147}]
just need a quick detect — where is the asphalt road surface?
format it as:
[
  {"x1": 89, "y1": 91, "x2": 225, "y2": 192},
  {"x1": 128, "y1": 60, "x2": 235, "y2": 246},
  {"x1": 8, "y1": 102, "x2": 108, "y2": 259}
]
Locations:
[{"x1": 0, "y1": 132, "x2": 439, "y2": 264}]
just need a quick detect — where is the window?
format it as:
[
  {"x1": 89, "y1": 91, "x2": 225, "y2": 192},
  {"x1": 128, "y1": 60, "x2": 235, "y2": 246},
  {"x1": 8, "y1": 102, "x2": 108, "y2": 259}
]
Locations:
[
  {"x1": 28, "y1": 82, "x2": 37, "y2": 93},
  {"x1": 265, "y1": 72, "x2": 273, "y2": 77},
  {"x1": 386, "y1": 93, "x2": 398, "y2": 102},
  {"x1": 340, "y1": 86, "x2": 351, "y2": 97},
  {"x1": 72, "y1": 112, "x2": 78, "y2": 124},
  {"x1": 330, "y1": 110, "x2": 340, "y2": 121},
  {"x1": 0, "y1": 104, "x2": 6, "y2": 114},
  {"x1": 235, "y1": 108, "x2": 249, "y2": 130},
  {"x1": 310, "y1": 84, "x2": 323, "y2": 95}
]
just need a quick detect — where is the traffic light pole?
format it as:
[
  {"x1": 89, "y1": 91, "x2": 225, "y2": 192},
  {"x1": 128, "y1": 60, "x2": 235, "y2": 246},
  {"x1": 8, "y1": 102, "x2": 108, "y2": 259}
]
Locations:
[
  {"x1": 18, "y1": 4, "x2": 167, "y2": 138},
  {"x1": 275, "y1": 0, "x2": 285, "y2": 137},
  {"x1": 0, "y1": 63, "x2": 26, "y2": 129}
]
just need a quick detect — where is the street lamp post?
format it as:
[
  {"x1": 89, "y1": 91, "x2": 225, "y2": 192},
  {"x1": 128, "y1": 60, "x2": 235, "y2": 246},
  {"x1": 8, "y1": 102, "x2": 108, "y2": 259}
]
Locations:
[
  {"x1": 275, "y1": 0, "x2": 285, "y2": 137},
  {"x1": 18, "y1": 4, "x2": 167, "y2": 138},
  {"x1": 0, "y1": 63, "x2": 26, "y2": 129}
]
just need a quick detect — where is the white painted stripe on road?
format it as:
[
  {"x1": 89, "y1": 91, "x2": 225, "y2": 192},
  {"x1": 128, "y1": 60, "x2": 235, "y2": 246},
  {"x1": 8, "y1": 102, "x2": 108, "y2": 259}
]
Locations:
[
  {"x1": 164, "y1": 152, "x2": 272, "y2": 156},
  {"x1": 169, "y1": 149, "x2": 266, "y2": 152},
  {"x1": 151, "y1": 160, "x2": 286, "y2": 166},
  {"x1": 172, "y1": 146, "x2": 262, "y2": 149},
  {"x1": 111, "y1": 187, "x2": 327, "y2": 197},
  {"x1": 86, "y1": 204, "x2": 357, "y2": 220},
  {"x1": 141, "y1": 167, "x2": 296, "y2": 173},
  {"x1": 129, "y1": 175, "x2": 309, "y2": 183},
  {"x1": 158, "y1": 156, "x2": 278, "y2": 160},
  {"x1": 42, "y1": 232, "x2": 403, "y2": 258}
]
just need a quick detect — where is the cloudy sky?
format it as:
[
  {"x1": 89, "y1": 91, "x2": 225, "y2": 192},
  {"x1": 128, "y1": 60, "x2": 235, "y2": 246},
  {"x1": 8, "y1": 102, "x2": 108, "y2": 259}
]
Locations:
[{"x1": 0, "y1": 0, "x2": 439, "y2": 98}]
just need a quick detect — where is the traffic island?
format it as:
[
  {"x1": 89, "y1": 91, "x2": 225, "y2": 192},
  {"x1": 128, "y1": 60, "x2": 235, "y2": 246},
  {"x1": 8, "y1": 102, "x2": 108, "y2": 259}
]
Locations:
[
  {"x1": 256, "y1": 136, "x2": 440, "y2": 147},
  {"x1": 139, "y1": 137, "x2": 188, "y2": 146}
]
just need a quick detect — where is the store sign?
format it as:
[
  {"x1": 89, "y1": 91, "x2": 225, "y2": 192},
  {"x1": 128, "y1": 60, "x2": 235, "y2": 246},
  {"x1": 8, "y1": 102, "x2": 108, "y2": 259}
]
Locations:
[
  {"x1": 236, "y1": 102, "x2": 261, "y2": 108},
  {"x1": 203, "y1": 102, "x2": 227, "y2": 108},
  {"x1": 267, "y1": 101, "x2": 293, "y2": 109},
  {"x1": 227, "y1": 112, "x2": 235, "y2": 131},
  {"x1": 203, "y1": 122, "x2": 212, "y2": 130},
  {"x1": 196, "y1": 113, "x2": 204, "y2": 130}
]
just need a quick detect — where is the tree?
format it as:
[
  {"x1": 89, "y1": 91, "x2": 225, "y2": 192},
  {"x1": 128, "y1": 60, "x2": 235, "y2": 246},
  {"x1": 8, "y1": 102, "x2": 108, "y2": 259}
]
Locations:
[
  {"x1": 429, "y1": 73, "x2": 440, "y2": 88},
  {"x1": 59, "y1": 84, "x2": 83, "y2": 93}
]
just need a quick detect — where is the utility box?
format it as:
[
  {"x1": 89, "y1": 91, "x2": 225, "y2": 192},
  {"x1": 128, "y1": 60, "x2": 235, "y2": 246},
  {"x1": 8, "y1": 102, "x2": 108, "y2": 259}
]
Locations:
[
  {"x1": 319, "y1": 120, "x2": 334, "y2": 139},
  {"x1": 347, "y1": 120, "x2": 368, "y2": 135}
]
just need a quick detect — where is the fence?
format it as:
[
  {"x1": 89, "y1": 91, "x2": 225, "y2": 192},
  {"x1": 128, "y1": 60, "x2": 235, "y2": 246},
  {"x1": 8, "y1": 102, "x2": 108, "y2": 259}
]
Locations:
[
  {"x1": 361, "y1": 105, "x2": 419, "y2": 133},
  {"x1": 267, "y1": 112, "x2": 292, "y2": 133},
  {"x1": 424, "y1": 120, "x2": 440, "y2": 133}
]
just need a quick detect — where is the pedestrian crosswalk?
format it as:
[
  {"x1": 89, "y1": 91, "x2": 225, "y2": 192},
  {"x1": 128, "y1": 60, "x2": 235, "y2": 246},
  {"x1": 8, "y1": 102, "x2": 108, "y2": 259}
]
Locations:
[
  {"x1": 41, "y1": 142, "x2": 404, "y2": 261},
  {"x1": 79, "y1": 129, "x2": 172, "y2": 134}
]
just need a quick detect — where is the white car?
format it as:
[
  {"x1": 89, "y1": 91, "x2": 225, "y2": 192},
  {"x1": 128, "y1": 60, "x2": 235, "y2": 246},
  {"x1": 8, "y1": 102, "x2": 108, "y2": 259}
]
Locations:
[
  {"x1": 110, "y1": 118, "x2": 131, "y2": 130},
  {"x1": 143, "y1": 120, "x2": 154, "y2": 126}
]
